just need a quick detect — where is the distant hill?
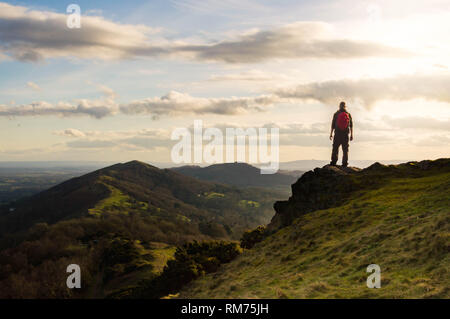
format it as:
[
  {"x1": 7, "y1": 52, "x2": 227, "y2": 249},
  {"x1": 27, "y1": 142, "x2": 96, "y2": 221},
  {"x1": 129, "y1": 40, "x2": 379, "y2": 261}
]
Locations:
[
  {"x1": 180, "y1": 159, "x2": 450, "y2": 298},
  {"x1": 172, "y1": 162, "x2": 300, "y2": 188},
  {"x1": 0, "y1": 160, "x2": 282, "y2": 239}
]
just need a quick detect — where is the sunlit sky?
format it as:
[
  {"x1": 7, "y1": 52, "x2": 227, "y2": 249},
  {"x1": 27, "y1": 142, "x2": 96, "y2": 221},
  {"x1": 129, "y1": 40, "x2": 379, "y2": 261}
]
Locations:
[{"x1": 0, "y1": 0, "x2": 449, "y2": 164}]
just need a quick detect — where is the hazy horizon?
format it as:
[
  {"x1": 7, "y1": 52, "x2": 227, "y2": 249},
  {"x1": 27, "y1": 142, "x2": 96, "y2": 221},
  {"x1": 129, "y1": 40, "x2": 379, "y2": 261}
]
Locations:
[{"x1": 0, "y1": 158, "x2": 420, "y2": 171}]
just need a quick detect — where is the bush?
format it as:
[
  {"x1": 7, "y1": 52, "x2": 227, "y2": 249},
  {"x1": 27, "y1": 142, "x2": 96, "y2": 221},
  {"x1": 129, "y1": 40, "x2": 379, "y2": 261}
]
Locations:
[
  {"x1": 101, "y1": 237, "x2": 142, "y2": 282},
  {"x1": 128, "y1": 240, "x2": 241, "y2": 298},
  {"x1": 240, "y1": 225, "x2": 267, "y2": 249}
]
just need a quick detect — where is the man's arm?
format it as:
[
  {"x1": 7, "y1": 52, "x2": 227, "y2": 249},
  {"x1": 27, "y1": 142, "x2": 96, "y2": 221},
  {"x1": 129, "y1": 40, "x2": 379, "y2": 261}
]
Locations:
[
  {"x1": 330, "y1": 114, "x2": 336, "y2": 140},
  {"x1": 349, "y1": 114, "x2": 353, "y2": 141}
]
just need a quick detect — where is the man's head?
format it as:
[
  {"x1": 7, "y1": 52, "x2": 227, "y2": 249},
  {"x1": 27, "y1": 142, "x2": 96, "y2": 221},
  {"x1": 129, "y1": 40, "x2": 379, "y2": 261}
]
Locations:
[{"x1": 339, "y1": 101, "x2": 346, "y2": 110}]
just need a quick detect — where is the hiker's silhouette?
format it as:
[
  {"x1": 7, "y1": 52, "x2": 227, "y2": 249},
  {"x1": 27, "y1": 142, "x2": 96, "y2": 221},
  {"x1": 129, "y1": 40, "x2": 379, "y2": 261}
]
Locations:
[{"x1": 329, "y1": 101, "x2": 353, "y2": 167}]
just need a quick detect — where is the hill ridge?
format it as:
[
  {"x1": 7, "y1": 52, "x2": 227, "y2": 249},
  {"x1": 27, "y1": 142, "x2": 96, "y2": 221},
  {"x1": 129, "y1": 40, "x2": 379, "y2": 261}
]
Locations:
[{"x1": 172, "y1": 162, "x2": 299, "y2": 188}]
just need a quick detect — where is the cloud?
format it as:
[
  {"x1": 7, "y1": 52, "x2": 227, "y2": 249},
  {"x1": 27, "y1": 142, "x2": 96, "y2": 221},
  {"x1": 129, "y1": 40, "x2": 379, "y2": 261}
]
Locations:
[
  {"x1": 275, "y1": 73, "x2": 450, "y2": 108},
  {"x1": 67, "y1": 140, "x2": 117, "y2": 149},
  {"x1": 0, "y1": 3, "x2": 409, "y2": 63},
  {"x1": 120, "y1": 90, "x2": 278, "y2": 117},
  {"x1": 55, "y1": 128, "x2": 172, "y2": 151},
  {"x1": 3, "y1": 72, "x2": 450, "y2": 119},
  {"x1": 208, "y1": 70, "x2": 292, "y2": 82},
  {"x1": 264, "y1": 122, "x2": 327, "y2": 134},
  {"x1": 413, "y1": 134, "x2": 450, "y2": 147},
  {"x1": 0, "y1": 100, "x2": 116, "y2": 119},
  {"x1": 54, "y1": 118, "x2": 448, "y2": 154},
  {"x1": 53, "y1": 128, "x2": 86, "y2": 138},
  {"x1": 383, "y1": 116, "x2": 450, "y2": 131},
  {"x1": 97, "y1": 84, "x2": 117, "y2": 99},
  {"x1": 3, "y1": 71, "x2": 450, "y2": 119},
  {"x1": 0, "y1": 2, "x2": 161, "y2": 62},
  {"x1": 53, "y1": 128, "x2": 170, "y2": 139},
  {"x1": 433, "y1": 64, "x2": 448, "y2": 69},
  {"x1": 171, "y1": 0, "x2": 270, "y2": 15},
  {"x1": 26, "y1": 81, "x2": 41, "y2": 91},
  {"x1": 178, "y1": 22, "x2": 410, "y2": 63},
  {"x1": 0, "y1": 88, "x2": 277, "y2": 119}
]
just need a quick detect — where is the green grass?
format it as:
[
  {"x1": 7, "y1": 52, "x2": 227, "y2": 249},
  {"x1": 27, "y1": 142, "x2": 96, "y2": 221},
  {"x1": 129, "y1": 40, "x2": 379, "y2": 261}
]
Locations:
[
  {"x1": 88, "y1": 176, "x2": 149, "y2": 217},
  {"x1": 204, "y1": 192, "x2": 225, "y2": 199},
  {"x1": 179, "y1": 171, "x2": 450, "y2": 298},
  {"x1": 238, "y1": 200, "x2": 260, "y2": 208},
  {"x1": 149, "y1": 242, "x2": 177, "y2": 273}
]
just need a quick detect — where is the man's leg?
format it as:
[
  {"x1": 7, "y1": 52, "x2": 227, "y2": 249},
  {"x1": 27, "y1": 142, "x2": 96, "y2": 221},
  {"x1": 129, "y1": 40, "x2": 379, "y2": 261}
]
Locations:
[
  {"x1": 331, "y1": 138, "x2": 340, "y2": 165},
  {"x1": 342, "y1": 135, "x2": 349, "y2": 167}
]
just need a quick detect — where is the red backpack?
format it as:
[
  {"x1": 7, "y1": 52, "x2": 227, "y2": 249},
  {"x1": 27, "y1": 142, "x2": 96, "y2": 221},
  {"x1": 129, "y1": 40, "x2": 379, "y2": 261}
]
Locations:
[{"x1": 336, "y1": 112, "x2": 350, "y2": 131}]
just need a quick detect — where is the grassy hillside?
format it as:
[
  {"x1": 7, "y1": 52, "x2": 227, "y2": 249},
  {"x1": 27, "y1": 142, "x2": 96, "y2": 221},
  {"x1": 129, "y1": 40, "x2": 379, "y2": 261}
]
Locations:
[{"x1": 179, "y1": 159, "x2": 450, "y2": 298}]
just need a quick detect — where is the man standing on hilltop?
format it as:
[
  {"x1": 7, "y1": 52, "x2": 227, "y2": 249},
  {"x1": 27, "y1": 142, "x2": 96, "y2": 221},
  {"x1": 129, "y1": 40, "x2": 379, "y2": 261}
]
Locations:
[{"x1": 329, "y1": 101, "x2": 353, "y2": 167}]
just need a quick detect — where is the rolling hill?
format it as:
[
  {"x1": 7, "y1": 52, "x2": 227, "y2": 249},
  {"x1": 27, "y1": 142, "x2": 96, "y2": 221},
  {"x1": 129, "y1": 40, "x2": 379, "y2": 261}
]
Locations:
[
  {"x1": 172, "y1": 162, "x2": 300, "y2": 188},
  {"x1": 0, "y1": 160, "x2": 286, "y2": 298},
  {"x1": 179, "y1": 159, "x2": 450, "y2": 298},
  {"x1": 0, "y1": 160, "x2": 282, "y2": 238}
]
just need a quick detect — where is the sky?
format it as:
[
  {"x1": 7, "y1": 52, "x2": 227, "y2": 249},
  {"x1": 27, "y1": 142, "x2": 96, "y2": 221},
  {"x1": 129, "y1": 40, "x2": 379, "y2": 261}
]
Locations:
[{"x1": 0, "y1": 0, "x2": 449, "y2": 164}]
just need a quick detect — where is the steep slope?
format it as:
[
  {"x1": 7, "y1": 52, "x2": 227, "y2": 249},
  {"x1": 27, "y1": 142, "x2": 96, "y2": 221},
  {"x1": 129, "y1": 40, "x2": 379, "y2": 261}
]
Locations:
[
  {"x1": 172, "y1": 162, "x2": 299, "y2": 188},
  {"x1": 179, "y1": 159, "x2": 450, "y2": 298},
  {"x1": 0, "y1": 160, "x2": 281, "y2": 238}
]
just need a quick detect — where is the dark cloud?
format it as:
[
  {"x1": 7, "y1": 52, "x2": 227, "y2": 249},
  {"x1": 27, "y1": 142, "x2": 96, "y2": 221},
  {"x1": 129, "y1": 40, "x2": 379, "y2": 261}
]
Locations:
[
  {"x1": 0, "y1": 2, "x2": 160, "y2": 61},
  {"x1": 0, "y1": 3, "x2": 409, "y2": 63}
]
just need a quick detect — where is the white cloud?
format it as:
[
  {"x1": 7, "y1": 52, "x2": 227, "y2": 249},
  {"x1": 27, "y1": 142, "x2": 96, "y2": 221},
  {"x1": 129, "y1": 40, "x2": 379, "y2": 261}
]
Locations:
[
  {"x1": 413, "y1": 134, "x2": 450, "y2": 147},
  {"x1": 26, "y1": 81, "x2": 41, "y2": 91},
  {"x1": 171, "y1": 0, "x2": 270, "y2": 15},
  {"x1": 383, "y1": 116, "x2": 450, "y2": 131},
  {"x1": 208, "y1": 70, "x2": 292, "y2": 82},
  {"x1": 178, "y1": 22, "x2": 410, "y2": 63},
  {"x1": 3, "y1": 72, "x2": 450, "y2": 119},
  {"x1": 120, "y1": 90, "x2": 278, "y2": 117},
  {"x1": 54, "y1": 128, "x2": 172, "y2": 151},
  {"x1": 0, "y1": 100, "x2": 117, "y2": 119},
  {"x1": 53, "y1": 128, "x2": 86, "y2": 138}
]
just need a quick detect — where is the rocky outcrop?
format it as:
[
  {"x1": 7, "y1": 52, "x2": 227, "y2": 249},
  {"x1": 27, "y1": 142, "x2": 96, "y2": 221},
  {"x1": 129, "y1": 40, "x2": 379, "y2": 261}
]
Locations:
[
  {"x1": 268, "y1": 159, "x2": 450, "y2": 232},
  {"x1": 268, "y1": 165, "x2": 360, "y2": 231}
]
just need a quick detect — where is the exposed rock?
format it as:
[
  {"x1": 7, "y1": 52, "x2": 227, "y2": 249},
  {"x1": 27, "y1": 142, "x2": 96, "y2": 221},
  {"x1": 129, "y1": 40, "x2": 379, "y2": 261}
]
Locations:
[
  {"x1": 268, "y1": 165, "x2": 360, "y2": 231},
  {"x1": 267, "y1": 159, "x2": 450, "y2": 232},
  {"x1": 365, "y1": 162, "x2": 389, "y2": 171}
]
